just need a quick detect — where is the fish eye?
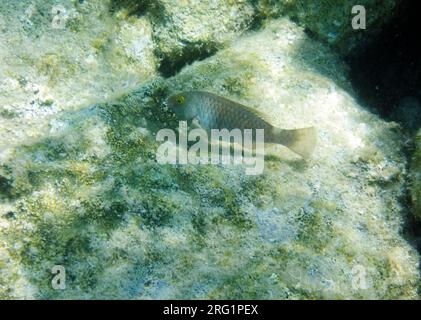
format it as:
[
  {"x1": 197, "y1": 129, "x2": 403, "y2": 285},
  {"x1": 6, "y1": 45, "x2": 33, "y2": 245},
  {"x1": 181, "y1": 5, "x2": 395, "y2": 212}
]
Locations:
[{"x1": 177, "y1": 95, "x2": 185, "y2": 105}]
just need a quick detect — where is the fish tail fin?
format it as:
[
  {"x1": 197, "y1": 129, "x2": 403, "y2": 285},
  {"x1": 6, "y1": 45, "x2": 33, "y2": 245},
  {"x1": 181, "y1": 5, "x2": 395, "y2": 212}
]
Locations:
[{"x1": 272, "y1": 127, "x2": 317, "y2": 159}]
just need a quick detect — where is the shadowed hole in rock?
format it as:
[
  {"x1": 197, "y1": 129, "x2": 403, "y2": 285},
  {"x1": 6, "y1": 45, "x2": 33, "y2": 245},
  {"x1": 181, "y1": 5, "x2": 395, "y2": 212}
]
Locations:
[
  {"x1": 157, "y1": 42, "x2": 219, "y2": 78},
  {"x1": 0, "y1": 175, "x2": 12, "y2": 198},
  {"x1": 109, "y1": 0, "x2": 150, "y2": 16},
  {"x1": 346, "y1": 0, "x2": 421, "y2": 133}
]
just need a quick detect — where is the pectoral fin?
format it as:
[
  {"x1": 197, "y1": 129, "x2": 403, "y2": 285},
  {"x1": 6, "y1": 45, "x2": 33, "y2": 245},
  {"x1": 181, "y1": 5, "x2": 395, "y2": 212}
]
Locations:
[{"x1": 190, "y1": 116, "x2": 203, "y2": 130}]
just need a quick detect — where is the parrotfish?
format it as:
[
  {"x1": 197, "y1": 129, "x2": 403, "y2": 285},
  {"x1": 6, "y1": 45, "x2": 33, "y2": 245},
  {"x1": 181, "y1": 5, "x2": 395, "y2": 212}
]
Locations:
[{"x1": 165, "y1": 91, "x2": 317, "y2": 158}]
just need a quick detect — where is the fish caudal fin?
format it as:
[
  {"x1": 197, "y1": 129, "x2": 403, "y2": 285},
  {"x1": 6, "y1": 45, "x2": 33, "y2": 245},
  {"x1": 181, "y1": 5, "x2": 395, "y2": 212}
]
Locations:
[{"x1": 273, "y1": 127, "x2": 317, "y2": 159}]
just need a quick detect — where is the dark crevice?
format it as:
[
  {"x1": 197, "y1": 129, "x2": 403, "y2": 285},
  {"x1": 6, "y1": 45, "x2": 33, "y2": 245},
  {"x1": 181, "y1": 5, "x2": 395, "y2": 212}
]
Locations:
[
  {"x1": 157, "y1": 42, "x2": 219, "y2": 78},
  {"x1": 346, "y1": 0, "x2": 421, "y2": 133},
  {"x1": 0, "y1": 175, "x2": 12, "y2": 199},
  {"x1": 346, "y1": 0, "x2": 421, "y2": 264},
  {"x1": 247, "y1": 0, "x2": 286, "y2": 31},
  {"x1": 109, "y1": 0, "x2": 150, "y2": 16}
]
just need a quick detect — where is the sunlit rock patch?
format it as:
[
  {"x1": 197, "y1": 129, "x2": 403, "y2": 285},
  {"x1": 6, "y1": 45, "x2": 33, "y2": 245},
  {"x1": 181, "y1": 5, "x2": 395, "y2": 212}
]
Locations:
[{"x1": 0, "y1": 0, "x2": 157, "y2": 150}]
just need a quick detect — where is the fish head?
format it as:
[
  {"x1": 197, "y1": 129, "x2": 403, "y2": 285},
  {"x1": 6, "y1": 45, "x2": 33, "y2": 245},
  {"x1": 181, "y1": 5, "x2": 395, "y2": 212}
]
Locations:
[{"x1": 165, "y1": 92, "x2": 195, "y2": 120}]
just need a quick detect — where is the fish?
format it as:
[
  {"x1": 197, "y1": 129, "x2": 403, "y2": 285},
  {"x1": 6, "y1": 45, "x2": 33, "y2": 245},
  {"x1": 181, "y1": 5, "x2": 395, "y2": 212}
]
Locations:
[{"x1": 165, "y1": 91, "x2": 317, "y2": 158}]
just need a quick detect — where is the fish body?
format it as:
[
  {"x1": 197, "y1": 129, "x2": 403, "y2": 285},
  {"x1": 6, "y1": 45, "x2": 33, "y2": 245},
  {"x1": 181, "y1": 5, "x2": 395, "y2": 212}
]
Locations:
[{"x1": 166, "y1": 91, "x2": 316, "y2": 158}]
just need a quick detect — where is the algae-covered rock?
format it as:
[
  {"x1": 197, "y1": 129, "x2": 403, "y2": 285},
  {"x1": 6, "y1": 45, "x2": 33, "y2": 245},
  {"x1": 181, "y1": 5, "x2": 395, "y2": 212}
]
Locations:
[
  {"x1": 411, "y1": 129, "x2": 421, "y2": 221},
  {"x1": 0, "y1": 0, "x2": 157, "y2": 150},
  {"x1": 253, "y1": 0, "x2": 401, "y2": 54},
  {"x1": 109, "y1": 0, "x2": 400, "y2": 76},
  {"x1": 143, "y1": 0, "x2": 256, "y2": 76},
  {"x1": 0, "y1": 18, "x2": 418, "y2": 299}
]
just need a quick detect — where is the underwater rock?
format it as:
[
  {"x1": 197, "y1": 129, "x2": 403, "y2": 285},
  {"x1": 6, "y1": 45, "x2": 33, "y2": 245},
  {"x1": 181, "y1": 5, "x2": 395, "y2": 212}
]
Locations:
[
  {"x1": 253, "y1": 0, "x2": 401, "y2": 55},
  {"x1": 0, "y1": 16, "x2": 419, "y2": 299},
  {"x1": 393, "y1": 97, "x2": 421, "y2": 133},
  {"x1": 0, "y1": 0, "x2": 157, "y2": 150},
  {"x1": 411, "y1": 130, "x2": 421, "y2": 221},
  {"x1": 110, "y1": 0, "x2": 401, "y2": 76},
  {"x1": 144, "y1": 0, "x2": 256, "y2": 76}
]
